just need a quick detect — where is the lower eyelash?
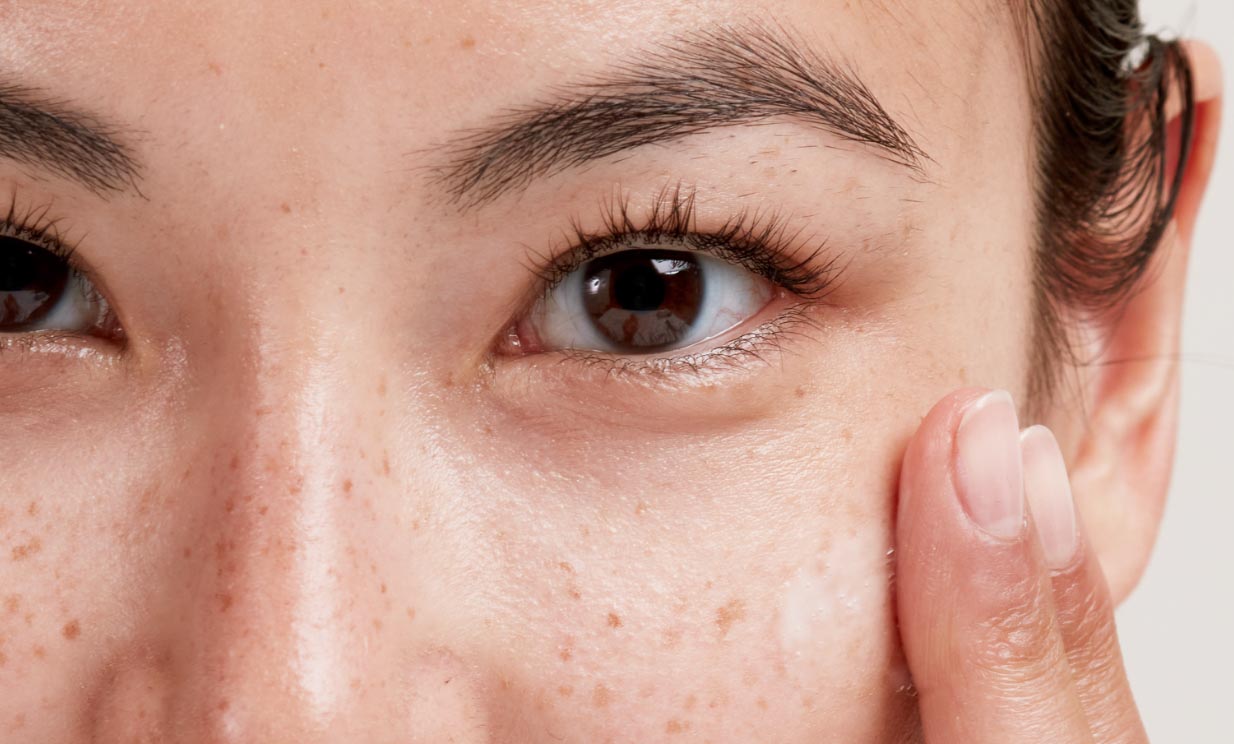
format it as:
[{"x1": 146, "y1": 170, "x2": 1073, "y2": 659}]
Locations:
[{"x1": 552, "y1": 302, "x2": 824, "y2": 381}]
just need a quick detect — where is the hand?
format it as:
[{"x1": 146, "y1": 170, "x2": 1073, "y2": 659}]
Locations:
[{"x1": 895, "y1": 389, "x2": 1148, "y2": 743}]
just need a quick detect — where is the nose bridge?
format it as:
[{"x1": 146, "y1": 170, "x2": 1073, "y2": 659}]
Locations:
[{"x1": 179, "y1": 324, "x2": 393, "y2": 736}]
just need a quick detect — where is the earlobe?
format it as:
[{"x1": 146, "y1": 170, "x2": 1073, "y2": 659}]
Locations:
[{"x1": 1056, "y1": 39, "x2": 1223, "y2": 605}]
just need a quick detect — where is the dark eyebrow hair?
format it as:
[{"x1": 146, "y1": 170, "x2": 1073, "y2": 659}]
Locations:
[
  {"x1": 0, "y1": 82, "x2": 141, "y2": 195},
  {"x1": 433, "y1": 23, "x2": 928, "y2": 210}
]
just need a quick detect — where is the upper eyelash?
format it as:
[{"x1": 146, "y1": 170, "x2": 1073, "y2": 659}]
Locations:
[
  {"x1": 0, "y1": 194, "x2": 114, "y2": 333},
  {"x1": 0, "y1": 195, "x2": 87, "y2": 266},
  {"x1": 526, "y1": 183, "x2": 846, "y2": 300}
]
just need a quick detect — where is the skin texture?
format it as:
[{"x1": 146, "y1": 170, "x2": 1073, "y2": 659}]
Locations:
[{"x1": 0, "y1": 0, "x2": 1222, "y2": 742}]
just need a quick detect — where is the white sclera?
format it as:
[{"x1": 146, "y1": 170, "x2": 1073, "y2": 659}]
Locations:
[
  {"x1": 531, "y1": 249, "x2": 773, "y2": 354},
  {"x1": 26, "y1": 270, "x2": 108, "y2": 332}
]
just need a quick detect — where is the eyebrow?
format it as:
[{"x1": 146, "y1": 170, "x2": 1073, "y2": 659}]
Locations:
[
  {"x1": 434, "y1": 23, "x2": 928, "y2": 210},
  {"x1": 0, "y1": 82, "x2": 141, "y2": 195}
]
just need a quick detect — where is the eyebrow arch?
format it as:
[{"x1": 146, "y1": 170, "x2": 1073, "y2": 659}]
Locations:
[
  {"x1": 433, "y1": 23, "x2": 929, "y2": 210},
  {"x1": 0, "y1": 82, "x2": 141, "y2": 195}
]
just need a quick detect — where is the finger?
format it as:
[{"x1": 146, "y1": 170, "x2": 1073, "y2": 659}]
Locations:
[
  {"x1": 896, "y1": 389, "x2": 1092, "y2": 744},
  {"x1": 1021, "y1": 426, "x2": 1147, "y2": 744}
]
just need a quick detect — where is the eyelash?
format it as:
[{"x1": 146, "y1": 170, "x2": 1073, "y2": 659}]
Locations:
[
  {"x1": 530, "y1": 184, "x2": 843, "y2": 299},
  {"x1": 515, "y1": 185, "x2": 844, "y2": 376},
  {"x1": 0, "y1": 196, "x2": 118, "y2": 346}
]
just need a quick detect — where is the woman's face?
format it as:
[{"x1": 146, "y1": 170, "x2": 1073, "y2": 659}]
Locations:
[{"x1": 0, "y1": 0, "x2": 1044, "y2": 741}]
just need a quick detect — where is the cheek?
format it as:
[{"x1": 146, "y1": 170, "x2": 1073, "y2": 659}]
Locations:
[{"x1": 460, "y1": 416, "x2": 916, "y2": 741}]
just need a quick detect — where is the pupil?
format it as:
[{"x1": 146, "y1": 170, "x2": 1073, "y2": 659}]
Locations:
[
  {"x1": 582, "y1": 250, "x2": 704, "y2": 350},
  {"x1": 0, "y1": 236, "x2": 70, "y2": 329},
  {"x1": 613, "y1": 263, "x2": 666, "y2": 311}
]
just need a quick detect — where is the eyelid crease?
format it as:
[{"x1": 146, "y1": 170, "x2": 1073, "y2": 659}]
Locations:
[{"x1": 523, "y1": 182, "x2": 848, "y2": 304}]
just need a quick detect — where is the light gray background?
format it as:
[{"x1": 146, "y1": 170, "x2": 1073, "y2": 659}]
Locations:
[{"x1": 1119, "y1": 1, "x2": 1233, "y2": 741}]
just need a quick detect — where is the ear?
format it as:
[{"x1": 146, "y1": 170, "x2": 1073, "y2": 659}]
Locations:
[{"x1": 1055, "y1": 40, "x2": 1223, "y2": 605}]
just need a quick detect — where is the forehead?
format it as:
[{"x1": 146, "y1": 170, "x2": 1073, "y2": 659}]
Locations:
[{"x1": 0, "y1": 0, "x2": 1030, "y2": 216}]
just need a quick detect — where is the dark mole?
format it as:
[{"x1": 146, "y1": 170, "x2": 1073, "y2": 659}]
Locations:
[
  {"x1": 61, "y1": 620, "x2": 80, "y2": 640},
  {"x1": 606, "y1": 613, "x2": 622, "y2": 629}
]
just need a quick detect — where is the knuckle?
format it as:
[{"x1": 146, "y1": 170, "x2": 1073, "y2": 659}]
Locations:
[{"x1": 969, "y1": 579, "x2": 1065, "y2": 684}]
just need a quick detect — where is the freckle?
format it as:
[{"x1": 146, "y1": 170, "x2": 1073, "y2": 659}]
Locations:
[
  {"x1": 280, "y1": 202, "x2": 291, "y2": 214},
  {"x1": 62, "y1": 620, "x2": 80, "y2": 640},
  {"x1": 382, "y1": 453, "x2": 391, "y2": 477},
  {"x1": 11, "y1": 537, "x2": 41, "y2": 561},
  {"x1": 684, "y1": 694, "x2": 697, "y2": 710},
  {"x1": 842, "y1": 428, "x2": 853, "y2": 442},
  {"x1": 217, "y1": 699, "x2": 230, "y2": 712},
  {"x1": 592, "y1": 684, "x2": 612, "y2": 708},
  {"x1": 635, "y1": 501, "x2": 649, "y2": 516},
  {"x1": 208, "y1": 61, "x2": 223, "y2": 75},
  {"x1": 558, "y1": 685, "x2": 573, "y2": 697},
  {"x1": 380, "y1": 583, "x2": 387, "y2": 594},
  {"x1": 343, "y1": 479, "x2": 353, "y2": 494},
  {"x1": 607, "y1": 612, "x2": 622, "y2": 629},
  {"x1": 662, "y1": 628, "x2": 682, "y2": 648},
  {"x1": 372, "y1": 618, "x2": 383, "y2": 632},
  {"x1": 26, "y1": 501, "x2": 37, "y2": 517},
  {"x1": 216, "y1": 592, "x2": 234, "y2": 612},
  {"x1": 224, "y1": 499, "x2": 236, "y2": 514},
  {"x1": 228, "y1": 455, "x2": 239, "y2": 471},
  {"x1": 299, "y1": 248, "x2": 308, "y2": 257},
  {"x1": 258, "y1": 506, "x2": 268, "y2": 516},
  {"x1": 33, "y1": 645, "x2": 46, "y2": 659},
  {"x1": 795, "y1": 386, "x2": 806, "y2": 398},
  {"x1": 406, "y1": 607, "x2": 416, "y2": 620},
  {"x1": 460, "y1": 36, "x2": 476, "y2": 49},
  {"x1": 0, "y1": 651, "x2": 6, "y2": 666},
  {"x1": 182, "y1": 548, "x2": 192, "y2": 559},
  {"x1": 568, "y1": 586, "x2": 582, "y2": 600},
  {"x1": 4, "y1": 595, "x2": 18, "y2": 614},
  {"x1": 756, "y1": 696, "x2": 768, "y2": 709},
  {"x1": 558, "y1": 647, "x2": 572, "y2": 661},
  {"x1": 666, "y1": 720, "x2": 684, "y2": 734},
  {"x1": 716, "y1": 599, "x2": 747, "y2": 638}
]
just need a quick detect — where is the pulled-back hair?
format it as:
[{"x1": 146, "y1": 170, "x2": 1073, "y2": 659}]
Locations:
[{"x1": 1018, "y1": 0, "x2": 1196, "y2": 403}]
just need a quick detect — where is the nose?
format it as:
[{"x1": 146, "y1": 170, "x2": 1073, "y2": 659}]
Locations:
[{"x1": 86, "y1": 326, "x2": 495, "y2": 742}]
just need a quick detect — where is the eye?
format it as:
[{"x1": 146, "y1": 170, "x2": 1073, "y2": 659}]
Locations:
[
  {"x1": 0, "y1": 235, "x2": 117, "y2": 338},
  {"x1": 516, "y1": 246, "x2": 774, "y2": 355}
]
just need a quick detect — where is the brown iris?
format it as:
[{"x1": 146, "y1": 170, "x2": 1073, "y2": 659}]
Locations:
[
  {"x1": 581, "y1": 250, "x2": 703, "y2": 351},
  {"x1": 0, "y1": 237, "x2": 69, "y2": 330}
]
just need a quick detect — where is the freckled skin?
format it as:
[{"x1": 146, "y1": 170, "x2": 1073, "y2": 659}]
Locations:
[{"x1": 0, "y1": 0, "x2": 1042, "y2": 741}]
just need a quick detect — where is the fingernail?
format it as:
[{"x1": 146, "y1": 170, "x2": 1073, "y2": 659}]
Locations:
[
  {"x1": 1020, "y1": 426, "x2": 1078, "y2": 570},
  {"x1": 955, "y1": 390, "x2": 1024, "y2": 539}
]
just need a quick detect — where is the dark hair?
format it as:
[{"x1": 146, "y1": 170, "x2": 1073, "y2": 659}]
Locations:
[{"x1": 1019, "y1": 0, "x2": 1196, "y2": 404}]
